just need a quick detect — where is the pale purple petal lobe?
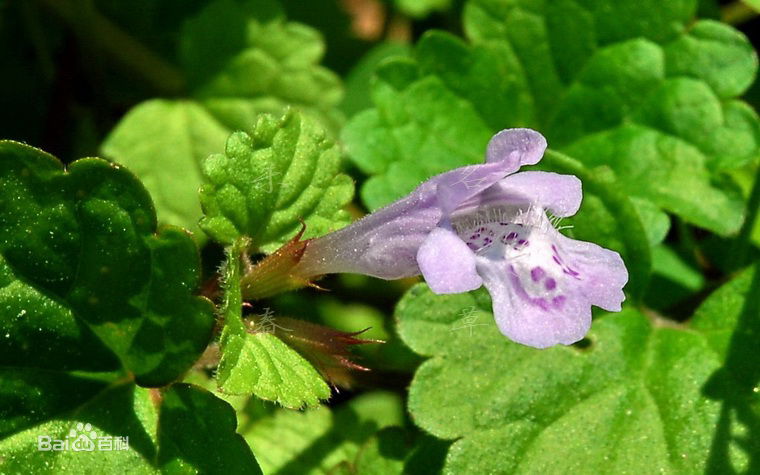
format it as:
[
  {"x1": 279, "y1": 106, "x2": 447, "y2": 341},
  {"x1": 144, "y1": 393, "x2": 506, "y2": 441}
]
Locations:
[
  {"x1": 476, "y1": 256, "x2": 592, "y2": 348},
  {"x1": 455, "y1": 210, "x2": 626, "y2": 348},
  {"x1": 486, "y1": 128, "x2": 547, "y2": 166},
  {"x1": 417, "y1": 227, "x2": 483, "y2": 294},
  {"x1": 435, "y1": 162, "x2": 516, "y2": 216},
  {"x1": 436, "y1": 129, "x2": 550, "y2": 215},
  {"x1": 551, "y1": 233, "x2": 628, "y2": 311},
  {"x1": 497, "y1": 171, "x2": 582, "y2": 217}
]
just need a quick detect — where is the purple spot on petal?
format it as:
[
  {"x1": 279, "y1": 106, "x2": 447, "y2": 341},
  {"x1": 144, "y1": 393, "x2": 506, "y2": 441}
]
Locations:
[
  {"x1": 534, "y1": 298, "x2": 549, "y2": 311},
  {"x1": 552, "y1": 295, "x2": 566, "y2": 307},
  {"x1": 545, "y1": 278, "x2": 556, "y2": 290},
  {"x1": 553, "y1": 256, "x2": 563, "y2": 266},
  {"x1": 506, "y1": 232, "x2": 517, "y2": 240},
  {"x1": 530, "y1": 267, "x2": 545, "y2": 282},
  {"x1": 517, "y1": 239, "x2": 526, "y2": 245}
]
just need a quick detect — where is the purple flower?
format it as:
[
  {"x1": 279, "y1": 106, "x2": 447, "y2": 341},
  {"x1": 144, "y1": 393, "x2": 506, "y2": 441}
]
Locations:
[{"x1": 295, "y1": 129, "x2": 628, "y2": 348}]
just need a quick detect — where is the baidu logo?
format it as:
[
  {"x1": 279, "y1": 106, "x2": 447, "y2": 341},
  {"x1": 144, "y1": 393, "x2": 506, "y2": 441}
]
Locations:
[{"x1": 37, "y1": 423, "x2": 129, "y2": 452}]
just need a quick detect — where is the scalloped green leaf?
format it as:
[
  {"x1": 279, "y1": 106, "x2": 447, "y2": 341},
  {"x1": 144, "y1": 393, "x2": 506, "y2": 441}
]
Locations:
[
  {"x1": 396, "y1": 265, "x2": 759, "y2": 473},
  {"x1": 218, "y1": 331, "x2": 332, "y2": 409},
  {"x1": 158, "y1": 384, "x2": 262, "y2": 474},
  {"x1": 0, "y1": 141, "x2": 214, "y2": 387},
  {"x1": 0, "y1": 383, "x2": 158, "y2": 474},
  {"x1": 344, "y1": 0, "x2": 758, "y2": 235},
  {"x1": 101, "y1": 0, "x2": 343, "y2": 239},
  {"x1": 215, "y1": 240, "x2": 330, "y2": 408},
  {"x1": 564, "y1": 124, "x2": 744, "y2": 233},
  {"x1": 199, "y1": 110, "x2": 353, "y2": 252},
  {"x1": 0, "y1": 142, "x2": 245, "y2": 472},
  {"x1": 0, "y1": 382, "x2": 261, "y2": 474},
  {"x1": 99, "y1": 100, "x2": 230, "y2": 241},
  {"x1": 340, "y1": 42, "x2": 412, "y2": 117}
]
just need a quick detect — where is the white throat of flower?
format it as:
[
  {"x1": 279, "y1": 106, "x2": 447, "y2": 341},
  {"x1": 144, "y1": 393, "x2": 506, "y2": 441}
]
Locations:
[{"x1": 451, "y1": 204, "x2": 579, "y2": 310}]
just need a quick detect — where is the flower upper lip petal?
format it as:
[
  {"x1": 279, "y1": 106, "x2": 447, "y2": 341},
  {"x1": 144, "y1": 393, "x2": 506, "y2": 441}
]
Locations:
[
  {"x1": 297, "y1": 128, "x2": 549, "y2": 279},
  {"x1": 486, "y1": 128, "x2": 548, "y2": 165}
]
